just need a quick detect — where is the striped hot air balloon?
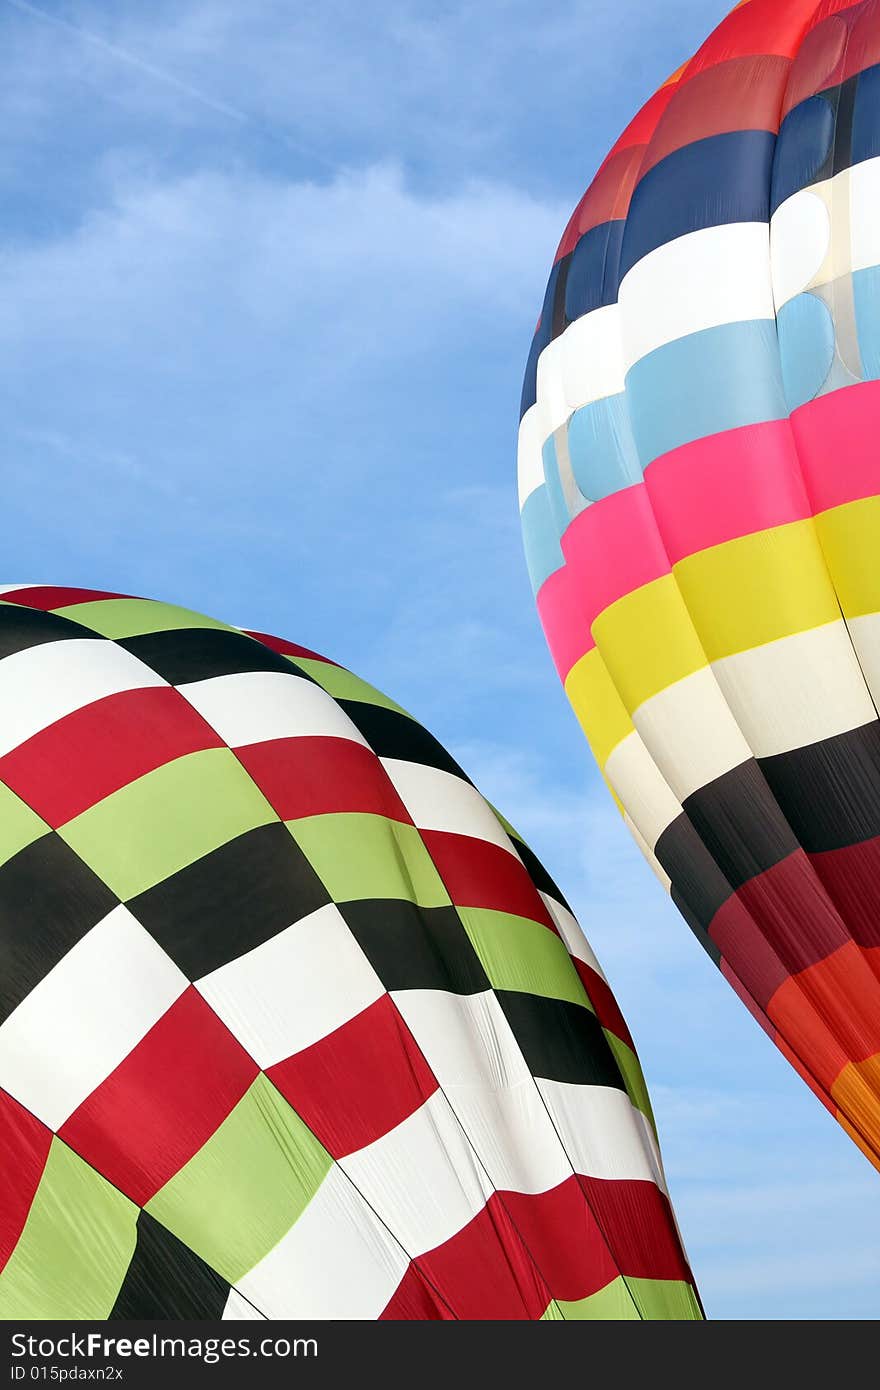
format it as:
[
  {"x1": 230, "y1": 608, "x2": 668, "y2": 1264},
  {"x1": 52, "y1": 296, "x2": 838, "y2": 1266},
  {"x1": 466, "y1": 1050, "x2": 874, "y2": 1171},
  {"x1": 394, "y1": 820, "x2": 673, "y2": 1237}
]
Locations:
[
  {"x1": 0, "y1": 585, "x2": 699, "y2": 1320},
  {"x1": 519, "y1": 0, "x2": 880, "y2": 1167}
]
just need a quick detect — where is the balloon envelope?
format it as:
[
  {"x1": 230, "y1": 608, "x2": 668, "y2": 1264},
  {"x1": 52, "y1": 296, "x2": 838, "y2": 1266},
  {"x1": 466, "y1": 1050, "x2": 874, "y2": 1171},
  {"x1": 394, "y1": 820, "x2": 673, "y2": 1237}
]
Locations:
[
  {"x1": 520, "y1": 0, "x2": 880, "y2": 1167},
  {"x1": 0, "y1": 584, "x2": 699, "y2": 1320}
]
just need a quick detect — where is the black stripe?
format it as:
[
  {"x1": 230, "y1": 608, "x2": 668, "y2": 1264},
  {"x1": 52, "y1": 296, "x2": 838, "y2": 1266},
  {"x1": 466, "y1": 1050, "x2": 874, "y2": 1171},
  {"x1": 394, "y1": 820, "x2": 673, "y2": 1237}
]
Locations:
[
  {"x1": 654, "y1": 814, "x2": 731, "y2": 945},
  {"x1": 337, "y1": 701, "x2": 469, "y2": 779},
  {"x1": 129, "y1": 822, "x2": 331, "y2": 979},
  {"x1": 109, "y1": 1210, "x2": 230, "y2": 1320},
  {"x1": 0, "y1": 835, "x2": 119, "y2": 1022},
  {"x1": 118, "y1": 628, "x2": 299, "y2": 685},
  {"x1": 495, "y1": 990, "x2": 625, "y2": 1089},
  {"x1": 0, "y1": 605, "x2": 95, "y2": 660},
  {"x1": 681, "y1": 759, "x2": 799, "y2": 890},
  {"x1": 758, "y1": 719, "x2": 880, "y2": 854},
  {"x1": 341, "y1": 899, "x2": 489, "y2": 994}
]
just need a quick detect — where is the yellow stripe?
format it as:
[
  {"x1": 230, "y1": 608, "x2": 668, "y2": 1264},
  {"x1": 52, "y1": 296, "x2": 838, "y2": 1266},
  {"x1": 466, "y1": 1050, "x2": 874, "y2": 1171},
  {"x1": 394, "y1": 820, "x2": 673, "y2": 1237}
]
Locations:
[
  {"x1": 564, "y1": 647, "x2": 634, "y2": 768},
  {"x1": 591, "y1": 573, "x2": 707, "y2": 713},
  {"x1": 673, "y1": 519, "x2": 839, "y2": 663},
  {"x1": 831, "y1": 1052, "x2": 880, "y2": 1173},
  {"x1": 815, "y1": 494, "x2": 880, "y2": 619}
]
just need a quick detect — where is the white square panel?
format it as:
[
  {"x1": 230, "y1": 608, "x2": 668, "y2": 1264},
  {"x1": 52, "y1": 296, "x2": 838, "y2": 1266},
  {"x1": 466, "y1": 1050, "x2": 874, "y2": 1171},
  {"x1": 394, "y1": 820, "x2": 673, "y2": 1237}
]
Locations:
[
  {"x1": 392, "y1": 988, "x2": 531, "y2": 1092},
  {"x1": 380, "y1": 759, "x2": 518, "y2": 855},
  {"x1": 0, "y1": 905, "x2": 187, "y2": 1130},
  {"x1": 222, "y1": 1290, "x2": 267, "y2": 1320},
  {"x1": 392, "y1": 989, "x2": 570, "y2": 1196},
  {"x1": 340, "y1": 1090, "x2": 493, "y2": 1258},
  {"x1": 539, "y1": 893, "x2": 604, "y2": 977},
  {"x1": 536, "y1": 1078, "x2": 665, "y2": 1190},
  {"x1": 0, "y1": 638, "x2": 167, "y2": 758},
  {"x1": 176, "y1": 670, "x2": 369, "y2": 750},
  {"x1": 196, "y1": 902, "x2": 384, "y2": 1067},
  {"x1": 238, "y1": 1164, "x2": 409, "y2": 1319}
]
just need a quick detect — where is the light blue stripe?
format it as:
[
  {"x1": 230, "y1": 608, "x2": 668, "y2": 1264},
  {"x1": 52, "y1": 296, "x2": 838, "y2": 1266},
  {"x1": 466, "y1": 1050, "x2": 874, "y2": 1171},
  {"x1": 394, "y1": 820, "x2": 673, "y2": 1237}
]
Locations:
[
  {"x1": 521, "y1": 486, "x2": 564, "y2": 595},
  {"x1": 776, "y1": 291, "x2": 835, "y2": 410},
  {"x1": 854, "y1": 264, "x2": 880, "y2": 381},
  {"x1": 567, "y1": 392, "x2": 642, "y2": 502},
  {"x1": 625, "y1": 319, "x2": 786, "y2": 466},
  {"x1": 542, "y1": 435, "x2": 570, "y2": 535}
]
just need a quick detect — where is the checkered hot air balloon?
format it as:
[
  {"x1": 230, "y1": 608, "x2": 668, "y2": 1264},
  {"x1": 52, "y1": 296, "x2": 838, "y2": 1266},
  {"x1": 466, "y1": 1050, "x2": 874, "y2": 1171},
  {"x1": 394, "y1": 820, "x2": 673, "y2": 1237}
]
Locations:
[
  {"x1": 0, "y1": 586, "x2": 700, "y2": 1320},
  {"x1": 519, "y1": 0, "x2": 880, "y2": 1168}
]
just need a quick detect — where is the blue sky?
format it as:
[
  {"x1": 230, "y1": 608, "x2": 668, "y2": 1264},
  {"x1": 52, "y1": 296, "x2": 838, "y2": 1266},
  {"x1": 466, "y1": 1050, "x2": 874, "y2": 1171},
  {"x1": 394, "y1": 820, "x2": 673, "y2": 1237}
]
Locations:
[{"x1": 2, "y1": 0, "x2": 879, "y2": 1320}]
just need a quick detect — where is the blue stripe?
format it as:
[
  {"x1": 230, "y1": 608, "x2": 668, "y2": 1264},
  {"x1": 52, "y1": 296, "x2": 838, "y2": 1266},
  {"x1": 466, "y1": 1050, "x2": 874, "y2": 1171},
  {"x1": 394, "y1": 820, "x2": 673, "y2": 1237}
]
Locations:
[
  {"x1": 625, "y1": 319, "x2": 786, "y2": 467},
  {"x1": 620, "y1": 130, "x2": 775, "y2": 281},
  {"x1": 541, "y1": 436, "x2": 570, "y2": 535},
  {"x1": 853, "y1": 63, "x2": 880, "y2": 169},
  {"x1": 771, "y1": 95, "x2": 835, "y2": 214},
  {"x1": 776, "y1": 292, "x2": 835, "y2": 410},
  {"x1": 854, "y1": 264, "x2": 880, "y2": 380},
  {"x1": 567, "y1": 393, "x2": 642, "y2": 502},
  {"x1": 521, "y1": 486, "x2": 565, "y2": 594},
  {"x1": 563, "y1": 220, "x2": 624, "y2": 323},
  {"x1": 520, "y1": 259, "x2": 564, "y2": 418}
]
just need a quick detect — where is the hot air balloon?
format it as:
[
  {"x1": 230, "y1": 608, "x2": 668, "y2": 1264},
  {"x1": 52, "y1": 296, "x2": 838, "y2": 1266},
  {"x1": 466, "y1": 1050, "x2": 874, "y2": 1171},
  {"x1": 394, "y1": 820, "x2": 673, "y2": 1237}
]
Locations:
[
  {"x1": 0, "y1": 585, "x2": 699, "y2": 1320},
  {"x1": 519, "y1": 0, "x2": 880, "y2": 1167}
]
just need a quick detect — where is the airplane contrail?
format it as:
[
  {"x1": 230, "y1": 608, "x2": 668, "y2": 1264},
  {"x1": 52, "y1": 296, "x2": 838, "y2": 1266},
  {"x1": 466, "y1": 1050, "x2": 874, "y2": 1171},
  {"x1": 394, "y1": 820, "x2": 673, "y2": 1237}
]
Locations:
[
  {"x1": 6, "y1": 0, "x2": 338, "y2": 169},
  {"x1": 6, "y1": 0, "x2": 250, "y2": 122}
]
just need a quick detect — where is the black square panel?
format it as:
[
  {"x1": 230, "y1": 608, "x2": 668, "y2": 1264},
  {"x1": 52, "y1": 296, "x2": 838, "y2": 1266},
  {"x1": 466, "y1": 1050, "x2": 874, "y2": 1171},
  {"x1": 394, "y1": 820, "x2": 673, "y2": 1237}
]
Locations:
[
  {"x1": 340, "y1": 899, "x2": 490, "y2": 995},
  {"x1": 109, "y1": 1210, "x2": 230, "y2": 1320},
  {"x1": 0, "y1": 834, "x2": 119, "y2": 1023},
  {"x1": 128, "y1": 821, "x2": 332, "y2": 979},
  {"x1": 117, "y1": 627, "x2": 302, "y2": 686},
  {"x1": 0, "y1": 604, "x2": 96, "y2": 661},
  {"x1": 495, "y1": 990, "x2": 626, "y2": 1089}
]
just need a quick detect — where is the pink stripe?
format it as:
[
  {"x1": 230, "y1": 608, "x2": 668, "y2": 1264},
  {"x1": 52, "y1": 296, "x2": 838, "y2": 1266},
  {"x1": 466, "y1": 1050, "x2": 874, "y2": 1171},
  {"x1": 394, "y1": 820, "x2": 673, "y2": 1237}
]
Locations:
[
  {"x1": 645, "y1": 419, "x2": 811, "y2": 565},
  {"x1": 791, "y1": 379, "x2": 880, "y2": 516},
  {"x1": 562, "y1": 483, "x2": 670, "y2": 625},
  {"x1": 536, "y1": 564, "x2": 593, "y2": 681},
  {"x1": 537, "y1": 484, "x2": 671, "y2": 681}
]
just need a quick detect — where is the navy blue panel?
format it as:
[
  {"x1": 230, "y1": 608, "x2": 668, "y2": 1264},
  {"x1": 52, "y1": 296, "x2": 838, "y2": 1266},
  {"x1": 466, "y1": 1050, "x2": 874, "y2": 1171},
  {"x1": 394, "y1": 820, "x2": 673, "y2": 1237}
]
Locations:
[
  {"x1": 771, "y1": 94, "x2": 835, "y2": 212},
  {"x1": 853, "y1": 62, "x2": 880, "y2": 168},
  {"x1": 831, "y1": 75, "x2": 857, "y2": 178},
  {"x1": 520, "y1": 329, "x2": 542, "y2": 417},
  {"x1": 520, "y1": 258, "x2": 563, "y2": 417},
  {"x1": 620, "y1": 130, "x2": 775, "y2": 281},
  {"x1": 563, "y1": 219, "x2": 624, "y2": 323}
]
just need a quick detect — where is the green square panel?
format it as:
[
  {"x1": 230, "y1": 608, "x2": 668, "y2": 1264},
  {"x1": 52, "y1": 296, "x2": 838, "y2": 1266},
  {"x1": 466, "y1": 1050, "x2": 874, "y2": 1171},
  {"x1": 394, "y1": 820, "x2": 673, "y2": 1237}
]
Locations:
[
  {"x1": 0, "y1": 783, "x2": 48, "y2": 870},
  {"x1": 146, "y1": 1073, "x2": 332, "y2": 1284},
  {"x1": 61, "y1": 748, "x2": 277, "y2": 900},
  {"x1": 457, "y1": 907, "x2": 593, "y2": 1009},
  {"x1": 604, "y1": 1031, "x2": 655, "y2": 1128},
  {"x1": 294, "y1": 660, "x2": 410, "y2": 714},
  {"x1": 287, "y1": 813, "x2": 451, "y2": 907},
  {"x1": 557, "y1": 1275, "x2": 702, "y2": 1320},
  {"x1": 0, "y1": 1138, "x2": 137, "y2": 1319},
  {"x1": 53, "y1": 598, "x2": 235, "y2": 640}
]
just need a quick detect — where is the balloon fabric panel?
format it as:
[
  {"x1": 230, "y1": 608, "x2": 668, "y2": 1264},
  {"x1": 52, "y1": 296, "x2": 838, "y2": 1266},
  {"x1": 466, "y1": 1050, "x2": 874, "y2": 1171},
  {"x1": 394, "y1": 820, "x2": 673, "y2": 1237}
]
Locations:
[
  {"x1": 520, "y1": 0, "x2": 880, "y2": 1169},
  {"x1": 0, "y1": 586, "x2": 700, "y2": 1320}
]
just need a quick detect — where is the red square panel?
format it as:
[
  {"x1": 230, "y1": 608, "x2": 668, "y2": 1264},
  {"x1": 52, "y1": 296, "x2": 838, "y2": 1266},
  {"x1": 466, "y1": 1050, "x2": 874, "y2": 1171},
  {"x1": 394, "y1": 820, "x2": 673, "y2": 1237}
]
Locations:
[
  {"x1": 0, "y1": 1089, "x2": 52, "y2": 1272},
  {"x1": 268, "y1": 994, "x2": 436, "y2": 1158},
  {"x1": 503, "y1": 1176, "x2": 619, "y2": 1302},
  {"x1": 0, "y1": 586, "x2": 129, "y2": 612},
  {"x1": 59, "y1": 987, "x2": 258, "y2": 1205},
  {"x1": 421, "y1": 831, "x2": 555, "y2": 930},
  {"x1": 241, "y1": 630, "x2": 340, "y2": 666},
  {"x1": 236, "y1": 736, "x2": 411, "y2": 824},
  {"x1": 0, "y1": 686, "x2": 224, "y2": 827},
  {"x1": 413, "y1": 1197, "x2": 550, "y2": 1320}
]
